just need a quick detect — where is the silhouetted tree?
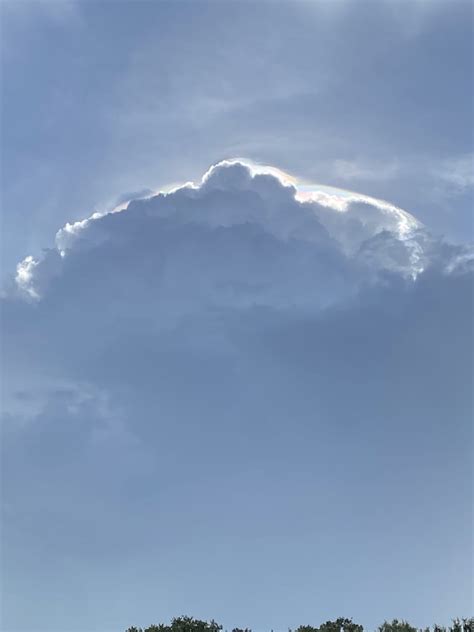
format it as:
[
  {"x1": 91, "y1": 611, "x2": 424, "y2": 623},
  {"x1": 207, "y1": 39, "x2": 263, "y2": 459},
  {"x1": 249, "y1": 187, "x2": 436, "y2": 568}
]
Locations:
[
  {"x1": 378, "y1": 620, "x2": 417, "y2": 632},
  {"x1": 321, "y1": 618, "x2": 364, "y2": 632},
  {"x1": 296, "y1": 619, "x2": 363, "y2": 632},
  {"x1": 126, "y1": 614, "x2": 474, "y2": 632},
  {"x1": 295, "y1": 626, "x2": 319, "y2": 632}
]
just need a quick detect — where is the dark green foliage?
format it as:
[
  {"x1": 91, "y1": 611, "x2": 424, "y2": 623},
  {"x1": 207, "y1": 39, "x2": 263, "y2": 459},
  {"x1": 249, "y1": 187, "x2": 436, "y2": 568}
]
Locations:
[
  {"x1": 378, "y1": 621, "x2": 418, "y2": 632},
  {"x1": 126, "y1": 616, "x2": 474, "y2": 632},
  {"x1": 126, "y1": 616, "x2": 224, "y2": 632},
  {"x1": 321, "y1": 618, "x2": 364, "y2": 632},
  {"x1": 169, "y1": 616, "x2": 222, "y2": 632},
  {"x1": 296, "y1": 619, "x2": 363, "y2": 632},
  {"x1": 377, "y1": 620, "x2": 474, "y2": 632}
]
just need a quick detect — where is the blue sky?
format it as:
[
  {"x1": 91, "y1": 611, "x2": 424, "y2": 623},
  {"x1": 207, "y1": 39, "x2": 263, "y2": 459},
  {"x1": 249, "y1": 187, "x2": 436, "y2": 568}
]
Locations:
[{"x1": 1, "y1": 2, "x2": 473, "y2": 632}]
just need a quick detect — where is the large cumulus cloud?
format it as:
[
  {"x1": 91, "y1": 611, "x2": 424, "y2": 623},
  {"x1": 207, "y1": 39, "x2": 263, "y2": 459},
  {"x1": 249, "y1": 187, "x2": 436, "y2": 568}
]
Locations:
[
  {"x1": 2, "y1": 161, "x2": 473, "y2": 631},
  {"x1": 11, "y1": 160, "x2": 472, "y2": 314}
]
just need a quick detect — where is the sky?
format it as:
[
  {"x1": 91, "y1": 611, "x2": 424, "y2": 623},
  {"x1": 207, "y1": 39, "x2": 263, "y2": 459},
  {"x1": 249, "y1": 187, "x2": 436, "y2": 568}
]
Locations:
[{"x1": 1, "y1": 2, "x2": 473, "y2": 632}]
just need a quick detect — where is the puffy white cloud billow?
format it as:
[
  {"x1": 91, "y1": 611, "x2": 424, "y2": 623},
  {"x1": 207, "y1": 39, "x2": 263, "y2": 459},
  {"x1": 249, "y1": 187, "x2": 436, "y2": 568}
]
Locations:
[{"x1": 14, "y1": 160, "x2": 472, "y2": 312}]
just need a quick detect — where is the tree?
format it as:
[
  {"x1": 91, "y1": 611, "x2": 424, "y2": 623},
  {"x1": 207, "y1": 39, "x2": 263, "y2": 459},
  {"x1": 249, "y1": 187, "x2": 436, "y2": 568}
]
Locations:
[
  {"x1": 126, "y1": 616, "x2": 224, "y2": 632},
  {"x1": 127, "y1": 615, "x2": 474, "y2": 632},
  {"x1": 169, "y1": 616, "x2": 223, "y2": 632},
  {"x1": 320, "y1": 618, "x2": 364, "y2": 632},
  {"x1": 378, "y1": 620, "x2": 417, "y2": 632},
  {"x1": 296, "y1": 619, "x2": 364, "y2": 632}
]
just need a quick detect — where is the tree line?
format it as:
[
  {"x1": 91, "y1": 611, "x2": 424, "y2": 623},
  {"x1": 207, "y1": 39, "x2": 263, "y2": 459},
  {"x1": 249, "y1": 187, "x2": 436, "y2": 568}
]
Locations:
[{"x1": 125, "y1": 615, "x2": 473, "y2": 632}]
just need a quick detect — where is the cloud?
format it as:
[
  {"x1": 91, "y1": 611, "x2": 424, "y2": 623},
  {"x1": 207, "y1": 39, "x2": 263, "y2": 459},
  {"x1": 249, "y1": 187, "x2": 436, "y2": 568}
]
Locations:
[
  {"x1": 330, "y1": 158, "x2": 400, "y2": 183},
  {"x1": 4, "y1": 159, "x2": 473, "y2": 466},
  {"x1": 4, "y1": 160, "x2": 473, "y2": 440},
  {"x1": 12, "y1": 160, "x2": 471, "y2": 312},
  {"x1": 2, "y1": 160, "x2": 473, "y2": 629},
  {"x1": 435, "y1": 153, "x2": 474, "y2": 192}
]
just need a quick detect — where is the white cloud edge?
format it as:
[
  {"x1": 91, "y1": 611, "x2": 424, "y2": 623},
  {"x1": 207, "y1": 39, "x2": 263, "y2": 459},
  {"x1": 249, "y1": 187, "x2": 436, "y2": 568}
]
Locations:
[
  {"x1": 13, "y1": 159, "x2": 472, "y2": 300},
  {"x1": 54, "y1": 157, "x2": 422, "y2": 248}
]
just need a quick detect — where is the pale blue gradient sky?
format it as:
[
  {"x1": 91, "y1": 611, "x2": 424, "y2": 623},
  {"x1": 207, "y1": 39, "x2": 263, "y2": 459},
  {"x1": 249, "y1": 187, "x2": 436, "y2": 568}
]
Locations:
[{"x1": 1, "y1": 2, "x2": 473, "y2": 632}]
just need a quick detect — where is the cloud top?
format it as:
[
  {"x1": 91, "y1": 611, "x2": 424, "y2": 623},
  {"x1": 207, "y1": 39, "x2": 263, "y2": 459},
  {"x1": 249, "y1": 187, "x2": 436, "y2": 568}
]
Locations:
[{"x1": 12, "y1": 160, "x2": 473, "y2": 309}]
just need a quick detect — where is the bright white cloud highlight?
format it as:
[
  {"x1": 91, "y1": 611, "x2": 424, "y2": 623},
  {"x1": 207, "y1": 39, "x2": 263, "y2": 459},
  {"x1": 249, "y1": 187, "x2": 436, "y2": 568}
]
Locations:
[{"x1": 13, "y1": 160, "x2": 473, "y2": 304}]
